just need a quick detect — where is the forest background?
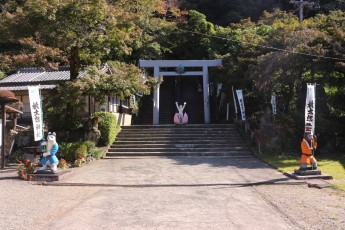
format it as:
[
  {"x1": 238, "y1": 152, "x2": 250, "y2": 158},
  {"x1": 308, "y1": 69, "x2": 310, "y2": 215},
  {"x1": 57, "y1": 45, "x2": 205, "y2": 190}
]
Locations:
[{"x1": 0, "y1": 0, "x2": 344, "y2": 154}]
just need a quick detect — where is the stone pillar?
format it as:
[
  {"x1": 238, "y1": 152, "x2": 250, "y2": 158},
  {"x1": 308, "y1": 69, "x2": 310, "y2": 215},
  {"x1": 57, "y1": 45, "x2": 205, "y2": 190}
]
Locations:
[
  {"x1": 153, "y1": 66, "x2": 160, "y2": 125},
  {"x1": 203, "y1": 66, "x2": 210, "y2": 124}
]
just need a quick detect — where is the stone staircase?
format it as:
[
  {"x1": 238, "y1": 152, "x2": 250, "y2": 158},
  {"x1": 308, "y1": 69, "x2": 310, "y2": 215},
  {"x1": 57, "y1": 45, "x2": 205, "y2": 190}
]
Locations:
[{"x1": 106, "y1": 124, "x2": 253, "y2": 157}]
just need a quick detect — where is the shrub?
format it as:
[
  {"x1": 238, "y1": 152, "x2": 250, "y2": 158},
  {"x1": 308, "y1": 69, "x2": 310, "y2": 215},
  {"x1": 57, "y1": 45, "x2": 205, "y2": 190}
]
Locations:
[
  {"x1": 90, "y1": 149, "x2": 104, "y2": 159},
  {"x1": 70, "y1": 142, "x2": 88, "y2": 160},
  {"x1": 84, "y1": 141, "x2": 95, "y2": 152},
  {"x1": 8, "y1": 149, "x2": 24, "y2": 163},
  {"x1": 58, "y1": 158, "x2": 68, "y2": 169},
  {"x1": 92, "y1": 112, "x2": 119, "y2": 146},
  {"x1": 74, "y1": 156, "x2": 85, "y2": 167},
  {"x1": 58, "y1": 142, "x2": 88, "y2": 163},
  {"x1": 58, "y1": 142, "x2": 73, "y2": 162},
  {"x1": 17, "y1": 160, "x2": 35, "y2": 180}
]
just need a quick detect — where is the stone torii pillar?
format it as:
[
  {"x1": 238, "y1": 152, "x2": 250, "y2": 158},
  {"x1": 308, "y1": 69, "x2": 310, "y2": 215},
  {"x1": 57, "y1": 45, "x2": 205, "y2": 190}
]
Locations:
[{"x1": 139, "y1": 60, "x2": 222, "y2": 125}]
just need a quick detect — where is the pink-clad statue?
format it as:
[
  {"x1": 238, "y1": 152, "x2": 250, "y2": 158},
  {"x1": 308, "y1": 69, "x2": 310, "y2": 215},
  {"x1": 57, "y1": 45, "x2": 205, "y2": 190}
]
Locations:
[{"x1": 174, "y1": 102, "x2": 188, "y2": 124}]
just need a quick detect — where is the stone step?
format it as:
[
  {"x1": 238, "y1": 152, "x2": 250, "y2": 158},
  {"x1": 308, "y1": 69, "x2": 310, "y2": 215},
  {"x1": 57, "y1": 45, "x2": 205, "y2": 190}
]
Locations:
[
  {"x1": 121, "y1": 128, "x2": 238, "y2": 133},
  {"x1": 108, "y1": 147, "x2": 250, "y2": 153},
  {"x1": 121, "y1": 124, "x2": 236, "y2": 129},
  {"x1": 107, "y1": 123, "x2": 250, "y2": 158},
  {"x1": 111, "y1": 143, "x2": 248, "y2": 148},
  {"x1": 106, "y1": 152, "x2": 253, "y2": 157},
  {"x1": 113, "y1": 139, "x2": 245, "y2": 144},
  {"x1": 118, "y1": 131, "x2": 239, "y2": 136},
  {"x1": 116, "y1": 135, "x2": 242, "y2": 140},
  {"x1": 115, "y1": 136, "x2": 244, "y2": 141}
]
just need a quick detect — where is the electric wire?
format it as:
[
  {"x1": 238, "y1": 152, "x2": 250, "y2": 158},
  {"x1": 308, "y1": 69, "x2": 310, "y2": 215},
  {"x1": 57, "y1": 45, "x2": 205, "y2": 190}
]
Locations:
[{"x1": 175, "y1": 28, "x2": 345, "y2": 62}]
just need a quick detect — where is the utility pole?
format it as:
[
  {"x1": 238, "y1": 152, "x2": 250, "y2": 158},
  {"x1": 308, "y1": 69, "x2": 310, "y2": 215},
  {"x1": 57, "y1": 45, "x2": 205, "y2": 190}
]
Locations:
[{"x1": 289, "y1": 0, "x2": 315, "y2": 23}]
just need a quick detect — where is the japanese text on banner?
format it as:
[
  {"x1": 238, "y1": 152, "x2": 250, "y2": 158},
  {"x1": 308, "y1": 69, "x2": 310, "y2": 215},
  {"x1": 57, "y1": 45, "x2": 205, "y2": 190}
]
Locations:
[
  {"x1": 236, "y1": 90, "x2": 246, "y2": 121},
  {"x1": 271, "y1": 93, "x2": 277, "y2": 115},
  {"x1": 305, "y1": 84, "x2": 316, "y2": 134},
  {"x1": 28, "y1": 86, "x2": 43, "y2": 141}
]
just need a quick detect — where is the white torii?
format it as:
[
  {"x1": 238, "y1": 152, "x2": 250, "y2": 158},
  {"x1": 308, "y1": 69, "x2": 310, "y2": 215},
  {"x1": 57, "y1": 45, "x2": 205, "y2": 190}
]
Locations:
[{"x1": 139, "y1": 59, "x2": 222, "y2": 125}]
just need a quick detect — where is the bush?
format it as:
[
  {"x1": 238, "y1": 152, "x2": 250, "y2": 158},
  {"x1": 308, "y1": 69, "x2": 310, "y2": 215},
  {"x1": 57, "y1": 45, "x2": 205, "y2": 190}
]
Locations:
[
  {"x1": 92, "y1": 112, "x2": 119, "y2": 146},
  {"x1": 84, "y1": 141, "x2": 95, "y2": 152},
  {"x1": 8, "y1": 149, "x2": 24, "y2": 163},
  {"x1": 90, "y1": 149, "x2": 104, "y2": 159},
  {"x1": 58, "y1": 142, "x2": 88, "y2": 163},
  {"x1": 17, "y1": 160, "x2": 35, "y2": 181}
]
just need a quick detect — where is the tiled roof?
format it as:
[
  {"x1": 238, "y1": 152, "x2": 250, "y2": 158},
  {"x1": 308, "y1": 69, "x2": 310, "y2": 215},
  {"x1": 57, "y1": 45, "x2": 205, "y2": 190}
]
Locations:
[
  {"x1": 0, "y1": 85, "x2": 57, "y2": 91},
  {"x1": 0, "y1": 66, "x2": 108, "y2": 91},
  {"x1": 0, "y1": 70, "x2": 87, "y2": 84}
]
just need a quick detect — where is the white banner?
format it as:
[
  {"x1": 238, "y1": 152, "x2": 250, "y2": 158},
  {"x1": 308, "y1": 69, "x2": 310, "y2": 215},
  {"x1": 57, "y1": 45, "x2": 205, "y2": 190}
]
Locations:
[
  {"x1": 236, "y1": 90, "x2": 246, "y2": 121},
  {"x1": 271, "y1": 93, "x2": 277, "y2": 115},
  {"x1": 305, "y1": 84, "x2": 316, "y2": 134},
  {"x1": 28, "y1": 86, "x2": 43, "y2": 141}
]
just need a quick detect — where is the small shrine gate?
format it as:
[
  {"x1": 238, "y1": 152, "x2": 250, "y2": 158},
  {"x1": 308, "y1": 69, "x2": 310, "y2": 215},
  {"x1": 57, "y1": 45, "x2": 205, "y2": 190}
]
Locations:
[{"x1": 139, "y1": 60, "x2": 222, "y2": 125}]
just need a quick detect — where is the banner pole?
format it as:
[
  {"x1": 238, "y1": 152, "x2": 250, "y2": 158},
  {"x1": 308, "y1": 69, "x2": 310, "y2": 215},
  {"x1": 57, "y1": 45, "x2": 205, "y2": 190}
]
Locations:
[
  {"x1": 312, "y1": 83, "x2": 316, "y2": 169},
  {"x1": 232, "y1": 86, "x2": 238, "y2": 120},
  {"x1": 39, "y1": 85, "x2": 46, "y2": 153}
]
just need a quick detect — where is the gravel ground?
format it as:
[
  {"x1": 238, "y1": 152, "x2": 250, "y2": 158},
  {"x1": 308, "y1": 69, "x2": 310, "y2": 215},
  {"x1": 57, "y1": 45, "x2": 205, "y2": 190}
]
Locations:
[
  {"x1": 0, "y1": 166, "x2": 100, "y2": 230},
  {"x1": 1, "y1": 165, "x2": 345, "y2": 230},
  {"x1": 255, "y1": 184, "x2": 345, "y2": 230}
]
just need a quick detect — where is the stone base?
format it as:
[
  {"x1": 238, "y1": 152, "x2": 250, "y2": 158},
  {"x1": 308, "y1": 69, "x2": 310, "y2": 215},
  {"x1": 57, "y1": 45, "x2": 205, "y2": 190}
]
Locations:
[
  {"x1": 294, "y1": 169, "x2": 321, "y2": 176},
  {"x1": 36, "y1": 169, "x2": 58, "y2": 174},
  {"x1": 307, "y1": 179, "x2": 331, "y2": 189},
  {"x1": 285, "y1": 171, "x2": 333, "y2": 180},
  {"x1": 29, "y1": 169, "x2": 72, "y2": 182}
]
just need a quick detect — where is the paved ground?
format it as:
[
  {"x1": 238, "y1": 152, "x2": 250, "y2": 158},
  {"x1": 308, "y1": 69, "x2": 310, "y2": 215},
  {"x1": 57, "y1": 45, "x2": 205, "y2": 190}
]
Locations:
[
  {"x1": 1, "y1": 156, "x2": 344, "y2": 230},
  {"x1": 55, "y1": 156, "x2": 298, "y2": 186}
]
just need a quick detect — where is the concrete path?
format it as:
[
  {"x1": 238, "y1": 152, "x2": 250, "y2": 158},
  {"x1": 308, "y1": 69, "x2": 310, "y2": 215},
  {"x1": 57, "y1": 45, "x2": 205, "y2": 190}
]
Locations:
[
  {"x1": 55, "y1": 156, "x2": 298, "y2": 186},
  {"x1": 38, "y1": 156, "x2": 302, "y2": 229}
]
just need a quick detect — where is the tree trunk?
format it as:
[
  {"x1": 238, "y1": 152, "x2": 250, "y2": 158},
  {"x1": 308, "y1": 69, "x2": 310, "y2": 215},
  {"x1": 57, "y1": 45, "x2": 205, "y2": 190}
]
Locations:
[{"x1": 69, "y1": 46, "x2": 81, "y2": 81}]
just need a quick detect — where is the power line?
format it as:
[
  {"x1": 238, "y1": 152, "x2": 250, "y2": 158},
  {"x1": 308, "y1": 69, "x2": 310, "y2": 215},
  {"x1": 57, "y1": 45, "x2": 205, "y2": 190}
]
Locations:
[{"x1": 175, "y1": 28, "x2": 345, "y2": 62}]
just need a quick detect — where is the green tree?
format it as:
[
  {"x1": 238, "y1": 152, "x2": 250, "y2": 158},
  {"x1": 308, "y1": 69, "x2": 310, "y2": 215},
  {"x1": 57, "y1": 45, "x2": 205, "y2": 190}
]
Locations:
[
  {"x1": 0, "y1": 0, "x2": 167, "y2": 75},
  {"x1": 44, "y1": 62, "x2": 158, "y2": 131},
  {"x1": 164, "y1": 10, "x2": 216, "y2": 59}
]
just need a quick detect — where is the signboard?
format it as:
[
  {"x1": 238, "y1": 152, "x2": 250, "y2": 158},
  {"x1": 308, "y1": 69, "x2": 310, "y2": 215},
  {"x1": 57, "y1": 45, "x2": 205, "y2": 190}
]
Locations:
[
  {"x1": 236, "y1": 89, "x2": 246, "y2": 121},
  {"x1": 28, "y1": 86, "x2": 43, "y2": 141},
  {"x1": 305, "y1": 84, "x2": 316, "y2": 134}
]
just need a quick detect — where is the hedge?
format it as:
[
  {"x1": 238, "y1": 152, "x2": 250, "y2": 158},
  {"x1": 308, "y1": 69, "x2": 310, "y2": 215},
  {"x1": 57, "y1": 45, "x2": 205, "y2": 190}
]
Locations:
[
  {"x1": 58, "y1": 142, "x2": 88, "y2": 163},
  {"x1": 92, "y1": 112, "x2": 120, "y2": 146}
]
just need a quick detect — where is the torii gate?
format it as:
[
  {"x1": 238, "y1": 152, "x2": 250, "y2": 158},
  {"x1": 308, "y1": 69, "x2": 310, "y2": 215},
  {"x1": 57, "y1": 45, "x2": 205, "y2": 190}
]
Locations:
[{"x1": 139, "y1": 60, "x2": 222, "y2": 125}]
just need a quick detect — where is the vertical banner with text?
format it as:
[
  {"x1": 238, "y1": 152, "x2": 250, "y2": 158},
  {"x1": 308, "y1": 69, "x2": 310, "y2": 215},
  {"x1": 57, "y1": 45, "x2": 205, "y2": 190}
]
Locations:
[
  {"x1": 305, "y1": 84, "x2": 316, "y2": 134},
  {"x1": 236, "y1": 89, "x2": 246, "y2": 121},
  {"x1": 28, "y1": 86, "x2": 43, "y2": 141},
  {"x1": 271, "y1": 93, "x2": 277, "y2": 115}
]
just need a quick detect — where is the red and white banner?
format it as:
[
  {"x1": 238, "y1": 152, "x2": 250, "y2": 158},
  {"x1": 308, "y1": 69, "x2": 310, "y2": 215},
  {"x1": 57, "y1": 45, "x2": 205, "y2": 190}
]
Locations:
[{"x1": 305, "y1": 84, "x2": 316, "y2": 134}]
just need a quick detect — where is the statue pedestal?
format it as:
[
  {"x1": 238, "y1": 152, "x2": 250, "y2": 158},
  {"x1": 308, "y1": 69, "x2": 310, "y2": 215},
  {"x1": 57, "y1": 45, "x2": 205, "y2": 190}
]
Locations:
[
  {"x1": 285, "y1": 169, "x2": 333, "y2": 180},
  {"x1": 29, "y1": 169, "x2": 72, "y2": 182},
  {"x1": 294, "y1": 168, "x2": 321, "y2": 176}
]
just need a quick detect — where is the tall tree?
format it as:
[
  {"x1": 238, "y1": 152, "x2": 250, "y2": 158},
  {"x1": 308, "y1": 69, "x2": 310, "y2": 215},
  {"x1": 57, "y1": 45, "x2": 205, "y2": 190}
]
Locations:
[{"x1": 0, "y1": 0, "x2": 167, "y2": 77}]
